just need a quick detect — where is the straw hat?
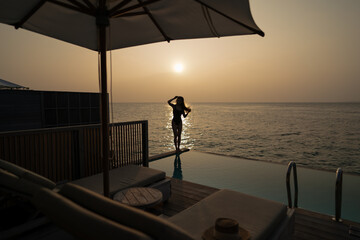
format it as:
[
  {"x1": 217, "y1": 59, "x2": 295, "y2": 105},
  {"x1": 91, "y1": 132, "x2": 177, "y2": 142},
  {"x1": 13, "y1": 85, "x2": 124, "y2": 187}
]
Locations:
[{"x1": 202, "y1": 218, "x2": 250, "y2": 240}]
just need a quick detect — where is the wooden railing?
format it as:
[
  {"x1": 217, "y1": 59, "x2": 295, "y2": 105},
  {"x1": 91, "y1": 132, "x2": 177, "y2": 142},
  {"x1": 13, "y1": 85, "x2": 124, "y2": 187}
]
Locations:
[{"x1": 0, "y1": 121, "x2": 148, "y2": 183}]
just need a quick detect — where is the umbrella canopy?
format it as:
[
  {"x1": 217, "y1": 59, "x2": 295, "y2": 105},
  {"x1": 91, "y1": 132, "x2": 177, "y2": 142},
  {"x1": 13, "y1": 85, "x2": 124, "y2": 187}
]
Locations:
[
  {"x1": 0, "y1": 0, "x2": 264, "y2": 51},
  {"x1": 0, "y1": 0, "x2": 264, "y2": 197}
]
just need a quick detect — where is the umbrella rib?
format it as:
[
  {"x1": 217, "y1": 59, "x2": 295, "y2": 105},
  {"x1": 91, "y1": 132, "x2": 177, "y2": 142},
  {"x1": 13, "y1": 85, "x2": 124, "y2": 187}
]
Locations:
[
  {"x1": 15, "y1": 0, "x2": 47, "y2": 29},
  {"x1": 81, "y1": 0, "x2": 96, "y2": 11},
  {"x1": 138, "y1": 0, "x2": 171, "y2": 42},
  {"x1": 201, "y1": 5, "x2": 220, "y2": 38},
  {"x1": 109, "y1": 0, "x2": 132, "y2": 16},
  {"x1": 48, "y1": 0, "x2": 95, "y2": 16},
  {"x1": 110, "y1": 0, "x2": 161, "y2": 18},
  {"x1": 65, "y1": 0, "x2": 95, "y2": 14},
  {"x1": 193, "y1": 0, "x2": 265, "y2": 37},
  {"x1": 120, "y1": 11, "x2": 147, "y2": 17}
]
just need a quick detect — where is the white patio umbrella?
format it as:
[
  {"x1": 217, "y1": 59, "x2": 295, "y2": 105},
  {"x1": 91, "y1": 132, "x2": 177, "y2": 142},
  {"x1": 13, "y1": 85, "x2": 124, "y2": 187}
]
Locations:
[
  {"x1": 0, "y1": 78, "x2": 28, "y2": 89},
  {"x1": 0, "y1": 0, "x2": 264, "y2": 197}
]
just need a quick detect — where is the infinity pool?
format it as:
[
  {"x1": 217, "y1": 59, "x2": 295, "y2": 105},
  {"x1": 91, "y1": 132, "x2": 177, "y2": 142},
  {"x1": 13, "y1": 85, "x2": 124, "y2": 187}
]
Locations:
[{"x1": 150, "y1": 151, "x2": 360, "y2": 223}]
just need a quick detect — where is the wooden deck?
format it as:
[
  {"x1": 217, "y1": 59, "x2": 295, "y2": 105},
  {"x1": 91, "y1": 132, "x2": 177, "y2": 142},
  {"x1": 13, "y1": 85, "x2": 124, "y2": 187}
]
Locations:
[
  {"x1": 161, "y1": 177, "x2": 360, "y2": 240},
  {"x1": 2, "y1": 177, "x2": 360, "y2": 239},
  {"x1": 293, "y1": 208, "x2": 360, "y2": 240},
  {"x1": 161, "y1": 178, "x2": 219, "y2": 217}
]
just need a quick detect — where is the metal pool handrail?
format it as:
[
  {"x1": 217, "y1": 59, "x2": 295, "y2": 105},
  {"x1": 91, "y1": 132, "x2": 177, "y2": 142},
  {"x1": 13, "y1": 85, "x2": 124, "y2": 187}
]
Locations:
[
  {"x1": 333, "y1": 168, "x2": 343, "y2": 222},
  {"x1": 286, "y1": 161, "x2": 298, "y2": 208}
]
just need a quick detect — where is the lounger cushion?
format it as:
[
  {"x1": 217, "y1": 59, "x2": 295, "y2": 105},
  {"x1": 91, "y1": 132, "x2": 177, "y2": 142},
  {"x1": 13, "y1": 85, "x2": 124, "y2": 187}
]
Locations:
[
  {"x1": 0, "y1": 168, "x2": 19, "y2": 191},
  {"x1": 0, "y1": 168, "x2": 44, "y2": 197},
  {"x1": 169, "y1": 189, "x2": 288, "y2": 240},
  {"x1": 0, "y1": 159, "x2": 56, "y2": 189},
  {"x1": 59, "y1": 183, "x2": 194, "y2": 240},
  {"x1": 32, "y1": 188, "x2": 153, "y2": 240},
  {"x1": 71, "y1": 165, "x2": 165, "y2": 197}
]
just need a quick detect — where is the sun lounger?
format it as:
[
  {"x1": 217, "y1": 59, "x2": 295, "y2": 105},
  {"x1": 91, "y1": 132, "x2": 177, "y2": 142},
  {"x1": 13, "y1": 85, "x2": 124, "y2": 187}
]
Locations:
[
  {"x1": 168, "y1": 189, "x2": 294, "y2": 240},
  {"x1": 0, "y1": 167, "x2": 53, "y2": 239},
  {"x1": 32, "y1": 183, "x2": 193, "y2": 240},
  {"x1": 0, "y1": 158, "x2": 171, "y2": 201},
  {"x1": 33, "y1": 188, "x2": 153, "y2": 240},
  {"x1": 0, "y1": 159, "x2": 56, "y2": 191},
  {"x1": 0, "y1": 168, "x2": 51, "y2": 198},
  {"x1": 70, "y1": 164, "x2": 171, "y2": 200},
  {"x1": 0, "y1": 159, "x2": 170, "y2": 239},
  {"x1": 30, "y1": 183, "x2": 293, "y2": 240}
]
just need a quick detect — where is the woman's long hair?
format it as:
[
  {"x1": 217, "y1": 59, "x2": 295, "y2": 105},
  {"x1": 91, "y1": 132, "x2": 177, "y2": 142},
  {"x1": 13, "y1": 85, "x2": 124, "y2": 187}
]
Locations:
[{"x1": 177, "y1": 96, "x2": 191, "y2": 113}]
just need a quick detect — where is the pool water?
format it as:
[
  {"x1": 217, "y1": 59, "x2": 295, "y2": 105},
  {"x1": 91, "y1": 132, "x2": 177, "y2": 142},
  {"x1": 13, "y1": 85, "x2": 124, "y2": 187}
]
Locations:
[{"x1": 149, "y1": 151, "x2": 360, "y2": 223}]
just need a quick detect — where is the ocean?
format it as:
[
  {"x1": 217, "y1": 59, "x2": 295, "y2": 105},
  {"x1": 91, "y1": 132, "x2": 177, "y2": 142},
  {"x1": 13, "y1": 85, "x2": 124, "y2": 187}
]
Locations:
[{"x1": 111, "y1": 102, "x2": 360, "y2": 175}]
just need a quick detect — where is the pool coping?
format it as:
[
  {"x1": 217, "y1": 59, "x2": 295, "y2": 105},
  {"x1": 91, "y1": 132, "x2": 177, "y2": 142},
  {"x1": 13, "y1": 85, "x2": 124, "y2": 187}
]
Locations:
[
  {"x1": 149, "y1": 148, "x2": 190, "y2": 162},
  {"x1": 150, "y1": 149, "x2": 360, "y2": 177}
]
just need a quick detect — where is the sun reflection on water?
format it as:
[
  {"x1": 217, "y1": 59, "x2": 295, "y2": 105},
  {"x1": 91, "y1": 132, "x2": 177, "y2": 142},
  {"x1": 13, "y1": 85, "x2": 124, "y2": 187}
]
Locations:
[{"x1": 182, "y1": 115, "x2": 194, "y2": 149}]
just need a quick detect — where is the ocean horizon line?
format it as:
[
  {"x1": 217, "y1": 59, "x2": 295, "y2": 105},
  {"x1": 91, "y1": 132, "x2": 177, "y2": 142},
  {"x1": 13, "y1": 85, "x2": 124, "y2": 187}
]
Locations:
[{"x1": 112, "y1": 101, "x2": 360, "y2": 104}]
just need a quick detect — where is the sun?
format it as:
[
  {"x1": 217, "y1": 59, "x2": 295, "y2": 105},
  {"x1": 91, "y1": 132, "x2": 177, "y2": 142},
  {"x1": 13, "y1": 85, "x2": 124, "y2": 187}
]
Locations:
[{"x1": 173, "y1": 63, "x2": 184, "y2": 73}]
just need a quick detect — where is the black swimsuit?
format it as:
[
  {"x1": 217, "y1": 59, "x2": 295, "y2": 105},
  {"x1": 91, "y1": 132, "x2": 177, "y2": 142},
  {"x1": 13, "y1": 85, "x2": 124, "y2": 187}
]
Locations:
[{"x1": 172, "y1": 106, "x2": 184, "y2": 125}]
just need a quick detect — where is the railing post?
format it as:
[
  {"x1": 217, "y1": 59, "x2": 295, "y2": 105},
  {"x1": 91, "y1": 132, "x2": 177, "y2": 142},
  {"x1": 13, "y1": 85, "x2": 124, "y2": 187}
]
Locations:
[
  {"x1": 0, "y1": 121, "x2": 148, "y2": 181},
  {"x1": 70, "y1": 128, "x2": 84, "y2": 180},
  {"x1": 286, "y1": 161, "x2": 298, "y2": 208},
  {"x1": 78, "y1": 128, "x2": 85, "y2": 179},
  {"x1": 142, "y1": 121, "x2": 149, "y2": 167},
  {"x1": 333, "y1": 168, "x2": 343, "y2": 222}
]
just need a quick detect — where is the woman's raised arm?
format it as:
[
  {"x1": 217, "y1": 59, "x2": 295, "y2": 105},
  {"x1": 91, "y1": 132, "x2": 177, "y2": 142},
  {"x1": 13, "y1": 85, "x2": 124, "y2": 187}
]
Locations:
[
  {"x1": 168, "y1": 96, "x2": 177, "y2": 106},
  {"x1": 183, "y1": 108, "x2": 191, "y2": 118}
]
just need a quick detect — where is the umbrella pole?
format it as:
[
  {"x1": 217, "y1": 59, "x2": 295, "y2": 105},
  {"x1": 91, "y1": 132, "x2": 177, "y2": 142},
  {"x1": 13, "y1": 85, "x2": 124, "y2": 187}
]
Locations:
[{"x1": 98, "y1": 9, "x2": 110, "y2": 197}]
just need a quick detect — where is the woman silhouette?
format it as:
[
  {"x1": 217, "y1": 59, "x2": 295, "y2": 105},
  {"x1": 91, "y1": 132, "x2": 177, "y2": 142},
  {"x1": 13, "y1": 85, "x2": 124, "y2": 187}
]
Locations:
[{"x1": 168, "y1": 96, "x2": 191, "y2": 152}]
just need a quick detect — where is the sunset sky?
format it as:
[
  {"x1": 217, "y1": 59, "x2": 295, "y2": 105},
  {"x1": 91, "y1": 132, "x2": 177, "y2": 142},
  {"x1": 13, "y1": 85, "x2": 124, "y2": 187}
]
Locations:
[{"x1": 0, "y1": 0, "x2": 359, "y2": 103}]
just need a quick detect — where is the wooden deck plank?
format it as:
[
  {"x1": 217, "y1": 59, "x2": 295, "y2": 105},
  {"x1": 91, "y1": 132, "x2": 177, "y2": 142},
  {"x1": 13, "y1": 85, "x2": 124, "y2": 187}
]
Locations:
[
  {"x1": 295, "y1": 213, "x2": 348, "y2": 234},
  {"x1": 293, "y1": 208, "x2": 358, "y2": 240},
  {"x1": 161, "y1": 178, "x2": 218, "y2": 217}
]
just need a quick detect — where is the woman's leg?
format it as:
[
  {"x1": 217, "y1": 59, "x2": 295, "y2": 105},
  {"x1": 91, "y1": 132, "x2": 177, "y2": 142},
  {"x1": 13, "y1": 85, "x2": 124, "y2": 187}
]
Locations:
[
  {"x1": 177, "y1": 121, "x2": 183, "y2": 150},
  {"x1": 172, "y1": 120, "x2": 179, "y2": 150}
]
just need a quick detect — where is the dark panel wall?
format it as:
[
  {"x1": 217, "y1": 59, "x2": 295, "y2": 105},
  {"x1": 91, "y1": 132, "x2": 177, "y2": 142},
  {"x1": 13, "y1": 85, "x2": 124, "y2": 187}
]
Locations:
[
  {"x1": 0, "y1": 90, "x2": 42, "y2": 132},
  {"x1": 0, "y1": 90, "x2": 100, "y2": 132}
]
